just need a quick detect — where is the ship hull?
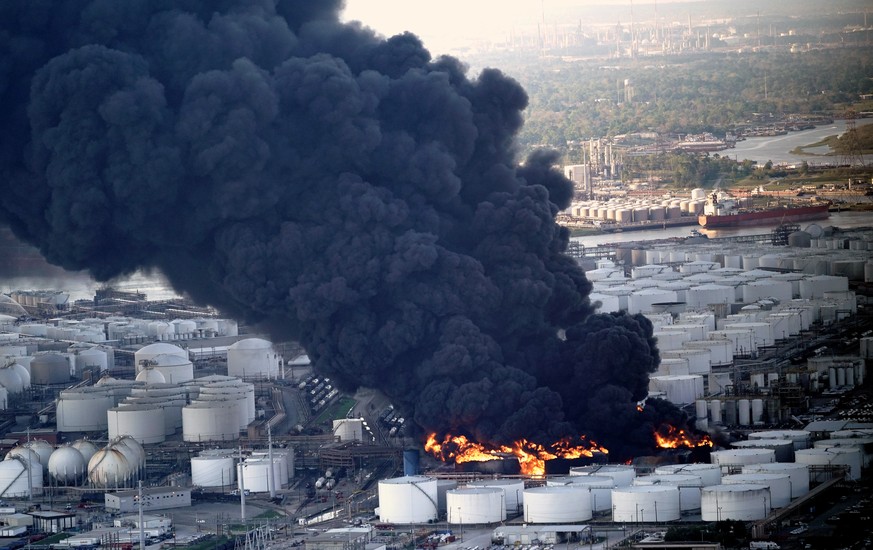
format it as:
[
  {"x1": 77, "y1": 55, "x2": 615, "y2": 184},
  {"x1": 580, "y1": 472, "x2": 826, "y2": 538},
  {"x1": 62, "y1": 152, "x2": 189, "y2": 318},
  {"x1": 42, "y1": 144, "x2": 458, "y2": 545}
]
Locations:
[{"x1": 698, "y1": 204, "x2": 830, "y2": 228}]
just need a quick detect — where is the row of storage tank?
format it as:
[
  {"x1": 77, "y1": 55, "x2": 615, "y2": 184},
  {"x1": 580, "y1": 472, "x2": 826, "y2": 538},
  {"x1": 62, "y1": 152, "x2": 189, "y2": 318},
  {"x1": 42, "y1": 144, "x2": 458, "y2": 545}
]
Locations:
[
  {"x1": 191, "y1": 448, "x2": 294, "y2": 493},
  {"x1": 565, "y1": 199, "x2": 704, "y2": 223},
  {"x1": 56, "y1": 373, "x2": 257, "y2": 443},
  {"x1": 378, "y1": 434, "x2": 869, "y2": 525},
  {"x1": 0, "y1": 337, "x2": 282, "y2": 412},
  {"x1": 605, "y1": 227, "x2": 873, "y2": 282},
  {"x1": 14, "y1": 316, "x2": 239, "y2": 345},
  {"x1": 0, "y1": 436, "x2": 144, "y2": 496}
]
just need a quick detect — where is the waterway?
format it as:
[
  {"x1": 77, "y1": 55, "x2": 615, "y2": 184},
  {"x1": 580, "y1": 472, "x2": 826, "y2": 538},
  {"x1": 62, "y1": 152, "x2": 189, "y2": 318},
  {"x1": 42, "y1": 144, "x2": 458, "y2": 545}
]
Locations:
[
  {"x1": 570, "y1": 210, "x2": 873, "y2": 249},
  {"x1": 726, "y1": 118, "x2": 873, "y2": 166}
]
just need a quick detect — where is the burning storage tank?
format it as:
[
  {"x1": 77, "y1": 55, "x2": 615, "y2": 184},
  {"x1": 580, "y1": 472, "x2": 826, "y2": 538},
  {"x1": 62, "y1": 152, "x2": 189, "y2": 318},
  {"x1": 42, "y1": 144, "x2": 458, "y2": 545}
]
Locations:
[
  {"x1": 0, "y1": 456, "x2": 43, "y2": 497},
  {"x1": 570, "y1": 464, "x2": 636, "y2": 487},
  {"x1": 48, "y1": 445, "x2": 87, "y2": 485},
  {"x1": 612, "y1": 485, "x2": 681, "y2": 522},
  {"x1": 548, "y1": 475, "x2": 614, "y2": 513},
  {"x1": 633, "y1": 474, "x2": 703, "y2": 512},
  {"x1": 446, "y1": 487, "x2": 506, "y2": 524},
  {"x1": 30, "y1": 352, "x2": 71, "y2": 385},
  {"x1": 56, "y1": 387, "x2": 115, "y2": 432},
  {"x1": 227, "y1": 338, "x2": 280, "y2": 379},
  {"x1": 467, "y1": 479, "x2": 525, "y2": 513},
  {"x1": 795, "y1": 447, "x2": 863, "y2": 481},
  {"x1": 377, "y1": 476, "x2": 438, "y2": 524},
  {"x1": 182, "y1": 401, "x2": 240, "y2": 442},
  {"x1": 742, "y1": 463, "x2": 809, "y2": 498},
  {"x1": 107, "y1": 404, "x2": 166, "y2": 444},
  {"x1": 523, "y1": 486, "x2": 592, "y2": 523},
  {"x1": 701, "y1": 484, "x2": 771, "y2": 521},
  {"x1": 711, "y1": 449, "x2": 775, "y2": 472}
]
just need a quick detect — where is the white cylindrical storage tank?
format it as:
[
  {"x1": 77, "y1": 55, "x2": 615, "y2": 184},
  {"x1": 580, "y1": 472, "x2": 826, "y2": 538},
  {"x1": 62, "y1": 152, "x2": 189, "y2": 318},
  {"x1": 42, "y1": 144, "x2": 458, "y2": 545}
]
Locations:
[
  {"x1": 814, "y1": 438, "x2": 873, "y2": 467},
  {"x1": 227, "y1": 338, "x2": 280, "y2": 379},
  {"x1": 686, "y1": 284, "x2": 734, "y2": 308},
  {"x1": 723, "y1": 473, "x2": 791, "y2": 507},
  {"x1": 649, "y1": 375, "x2": 704, "y2": 405},
  {"x1": 191, "y1": 456, "x2": 235, "y2": 490},
  {"x1": 56, "y1": 388, "x2": 115, "y2": 432},
  {"x1": 737, "y1": 399, "x2": 751, "y2": 426},
  {"x1": 523, "y1": 486, "x2": 592, "y2": 523},
  {"x1": 711, "y1": 449, "x2": 775, "y2": 472},
  {"x1": 795, "y1": 447, "x2": 862, "y2": 480},
  {"x1": 570, "y1": 464, "x2": 636, "y2": 487},
  {"x1": 75, "y1": 347, "x2": 108, "y2": 373},
  {"x1": 731, "y1": 440, "x2": 794, "y2": 463},
  {"x1": 751, "y1": 399, "x2": 764, "y2": 425},
  {"x1": 238, "y1": 459, "x2": 273, "y2": 493},
  {"x1": 134, "y1": 342, "x2": 188, "y2": 367},
  {"x1": 447, "y1": 488, "x2": 506, "y2": 524},
  {"x1": 662, "y1": 349, "x2": 711, "y2": 375},
  {"x1": 612, "y1": 485, "x2": 680, "y2": 522},
  {"x1": 653, "y1": 331, "x2": 690, "y2": 352},
  {"x1": 48, "y1": 446, "x2": 87, "y2": 484},
  {"x1": 29, "y1": 353, "x2": 71, "y2": 385},
  {"x1": 107, "y1": 405, "x2": 166, "y2": 444},
  {"x1": 748, "y1": 430, "x2": 810, "y2": 450},
  {"x1": 182, "y1": 402, "x2": 240, "y2": 442},
  {"x1": 743, "y1": 463, "x2": 809, "y2": 498},
  {"x1": 547, "y1": 475, "x2": 613, "y2": 512},
  {"x1": 195, "y1": 392, "x2": 248, "y2": 430},
  {"x1": 468, "y1": 479, "x2": 525, "y2": 513},
  {"x1": 377, "y1": 476, "x2": 438, "y2": 524},
  {"x1": 633, "y1": 474, "x2": 702, "y2": 512},
  {"x1": 437, "y1": 479, "x2": 458, "y2": 516},
  {"x1": 142, "y1": 353, "x2": 194, "y2": 384},
  {"x1": 0, "y1": 457, "x2": 42, "y2": 497},
  {"x1": 710, "y1": 400, "x2": 722, "y2": 424},
  {"x1": 701, "y1": 484, "x2": 770, "y2": 521},
  {"x1": 654, "y1": 463, "x2": 722, "y2": 486}
]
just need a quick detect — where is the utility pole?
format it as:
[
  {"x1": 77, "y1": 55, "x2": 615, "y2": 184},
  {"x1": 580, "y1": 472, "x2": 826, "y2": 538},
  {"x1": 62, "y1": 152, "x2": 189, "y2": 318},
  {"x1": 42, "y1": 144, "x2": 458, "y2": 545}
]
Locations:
[{"x1": 138, "y1": 481, "x2": 145, "y2": 550}]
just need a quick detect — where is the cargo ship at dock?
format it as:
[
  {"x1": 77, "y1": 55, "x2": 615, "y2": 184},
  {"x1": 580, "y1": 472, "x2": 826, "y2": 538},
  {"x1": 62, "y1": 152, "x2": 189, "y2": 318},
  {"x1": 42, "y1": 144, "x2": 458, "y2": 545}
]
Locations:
[{"x1": 697, "y1": 191, "x2": 830, "y2": 229}]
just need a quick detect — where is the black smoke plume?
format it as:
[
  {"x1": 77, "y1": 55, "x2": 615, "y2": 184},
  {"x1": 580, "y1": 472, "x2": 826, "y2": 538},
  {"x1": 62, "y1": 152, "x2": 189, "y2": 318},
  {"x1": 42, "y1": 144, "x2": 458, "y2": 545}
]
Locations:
[{"x1": 0, "y1": 0, "x2": 693, "y2": 459}]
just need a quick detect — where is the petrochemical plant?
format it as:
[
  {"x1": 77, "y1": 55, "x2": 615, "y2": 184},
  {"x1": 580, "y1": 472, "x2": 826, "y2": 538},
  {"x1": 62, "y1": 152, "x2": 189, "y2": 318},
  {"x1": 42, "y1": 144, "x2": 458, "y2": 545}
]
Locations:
[{"x1": 0, "y1": 224, "x2": 871, "y2": 549}]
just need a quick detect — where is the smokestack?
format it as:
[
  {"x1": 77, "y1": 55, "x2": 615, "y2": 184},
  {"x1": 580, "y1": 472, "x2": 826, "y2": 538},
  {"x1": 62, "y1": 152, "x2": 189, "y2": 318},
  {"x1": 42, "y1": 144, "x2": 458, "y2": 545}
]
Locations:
[{"x1": 0, "y1": 0, "x2": 695, "y2": 460}]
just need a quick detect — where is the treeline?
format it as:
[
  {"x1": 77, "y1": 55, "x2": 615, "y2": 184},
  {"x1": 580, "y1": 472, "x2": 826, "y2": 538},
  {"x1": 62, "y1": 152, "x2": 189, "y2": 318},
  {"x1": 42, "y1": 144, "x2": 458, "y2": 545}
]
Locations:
[
  {"x1": 485, "y1": 47, "x2": 873, "y2": 153},
  {"x1": 622, "y1": 153, "x2": 757, "y2": 188}
]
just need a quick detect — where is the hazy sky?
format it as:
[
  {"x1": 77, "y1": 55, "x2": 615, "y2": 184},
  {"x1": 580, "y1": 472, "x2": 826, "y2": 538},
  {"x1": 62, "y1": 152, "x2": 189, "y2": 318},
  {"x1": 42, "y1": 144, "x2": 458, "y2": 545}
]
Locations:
[{"x1": 341, "y1": 0, "x2": 712, "y2": 55}]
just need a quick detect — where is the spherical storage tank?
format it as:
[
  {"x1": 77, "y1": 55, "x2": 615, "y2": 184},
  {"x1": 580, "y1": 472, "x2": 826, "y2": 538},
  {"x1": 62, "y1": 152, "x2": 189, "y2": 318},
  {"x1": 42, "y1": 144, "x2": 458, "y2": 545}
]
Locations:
[
  {"x1": 25, "y1": 440, "x2": 54, "y2": 472},
  {"x1": 48, "y1": 445, "x2": 87, "y2": 484},
  {"x1": 742, "y1": 463, "x2": 809, "y2": 498},
  {"x1": 654, "y1": 463, "x2": 722, "y2": 487},
  {"x1": 227, "y1": 338, "x2": 279, "y2": 379},
  {"x1": 71, "y1": 440, "x2": 98, "y2": 464},
  {"x1": 468, "y1": 479, "x2": 525, "y2": 513},
  {"x1": 108, "y1": 404, "x2": 166, "y2": 444},
  {"x1": 135, "y1": 368, "x2": 166, "y2": 384},
  {"x1": 30, "y1": 353, "x2": 70, "y2": 385},
  {"x1": 612, "y1": 486, "x2": 680, "y2": 522},
  {"x1": 723, "y1": 473, "x2": 791, "y2": 507},
  {"x1": 0, "y1": 457, "x2": 43, "y2": 497},
  {"x1": 570, "y1": 464, "x2": 636, "y2": 487},
  {"x1": 447, "y1": 488, "x2": 506, "y2": 524},
  {"x1": 0, "y1": 365, "x2": 25, "y2": 393},
  {"x1": 192, "y1": 455, "x2": 236, "y2": 487},
  {"x1": 634, "y1": 474, "x2": 703, "y2": 511},
  {"x1": 523, "y1": 486, "x2": 592, "y2": 523},
  {"x1": 87, "y1": 437, "x2": 144, "y2": 488},
  {"x1": 701, "y1": 484, "x2": 770, "y2": 521},
  {"x1": 378, "y1": 476, "x2": 438, "y2": 524}
]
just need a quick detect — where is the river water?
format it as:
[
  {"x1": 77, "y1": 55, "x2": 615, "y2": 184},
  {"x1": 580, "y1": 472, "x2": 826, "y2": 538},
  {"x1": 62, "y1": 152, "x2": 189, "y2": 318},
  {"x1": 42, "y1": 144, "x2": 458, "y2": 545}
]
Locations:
[{"x1": 725, "y1": 118, "x2": 873, "y2": 166}]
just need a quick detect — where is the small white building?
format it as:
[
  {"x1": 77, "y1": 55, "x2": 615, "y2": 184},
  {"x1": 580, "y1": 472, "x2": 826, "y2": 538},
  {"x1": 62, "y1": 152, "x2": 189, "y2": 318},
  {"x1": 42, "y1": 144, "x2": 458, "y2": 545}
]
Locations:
[
  {"x1": 113, "y1": 514, "x2": 173, "y2": 536},
  {"x1": 104, "y1": 486, "x2": 191, "y2": 513}
]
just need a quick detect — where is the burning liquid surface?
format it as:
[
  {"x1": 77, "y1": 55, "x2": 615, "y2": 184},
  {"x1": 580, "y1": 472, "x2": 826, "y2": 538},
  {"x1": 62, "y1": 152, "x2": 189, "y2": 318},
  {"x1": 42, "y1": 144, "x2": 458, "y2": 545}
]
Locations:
[
  {"x1": 425, "y1": 433, "x2": 608, "y2": 476},
  {"x1": 654, "y1": 425, "x2": 714, "y2": 449}
]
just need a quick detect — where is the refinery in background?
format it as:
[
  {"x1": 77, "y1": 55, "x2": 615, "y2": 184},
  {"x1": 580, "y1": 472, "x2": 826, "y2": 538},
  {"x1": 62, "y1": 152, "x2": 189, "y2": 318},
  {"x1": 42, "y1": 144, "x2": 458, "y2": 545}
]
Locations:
[{"x1": 0, "y1": 222, "x2": 870, "y2": 550}]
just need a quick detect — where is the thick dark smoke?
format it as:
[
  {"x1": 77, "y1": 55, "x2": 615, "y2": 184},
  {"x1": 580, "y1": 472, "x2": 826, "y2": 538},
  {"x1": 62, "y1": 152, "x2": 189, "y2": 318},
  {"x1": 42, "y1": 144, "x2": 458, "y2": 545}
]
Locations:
[{"x1": 0, "y1": 0, "x2": 692, "y2": 459}]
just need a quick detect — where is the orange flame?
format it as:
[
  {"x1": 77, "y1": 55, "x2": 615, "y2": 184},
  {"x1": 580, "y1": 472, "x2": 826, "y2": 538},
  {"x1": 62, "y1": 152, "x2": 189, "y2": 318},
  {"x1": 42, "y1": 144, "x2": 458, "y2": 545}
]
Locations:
[
  {"x1": 425, "y1": 433, "x2": 608, "y2": 477},
  {"x1": 654, "y1": 425, "x2": 713, "y2": 449}
]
